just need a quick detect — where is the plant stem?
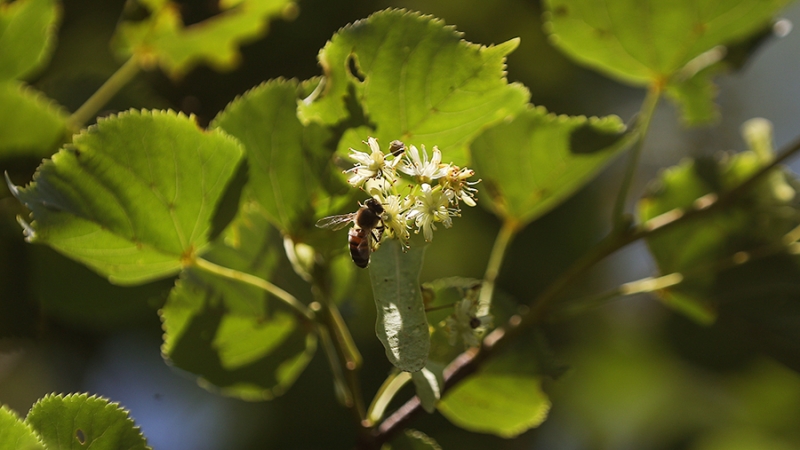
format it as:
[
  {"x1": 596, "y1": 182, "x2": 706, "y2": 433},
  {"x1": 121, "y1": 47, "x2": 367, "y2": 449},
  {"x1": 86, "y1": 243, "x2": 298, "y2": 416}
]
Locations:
[
  {"x1": 611, "y1": 84, "x2": 662, "y2": 230},
  {"x1": 365, "y1": 371, "x2": 412, "y2": 426},
  {"x1": 367, "y1": 131, "x2": 800, "y2": 450},
  {"x1": 192, "y1": 257, "x2": 314, "y2": 321},
  {"x1": 68, "y1": 57, "x2": 141, "y2": 131},
  {"x1": 477, "y1": 219, "x2": 519, "y2": 317},
  {"x1": 310, "y1": 270, "x2": 368, "y2": 437}
]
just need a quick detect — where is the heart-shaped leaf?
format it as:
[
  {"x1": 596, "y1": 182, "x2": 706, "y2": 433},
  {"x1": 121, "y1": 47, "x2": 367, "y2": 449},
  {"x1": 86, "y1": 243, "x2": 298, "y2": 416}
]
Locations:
[
  {"x1": 11, "y1": 109, "x2": 243, "y2": 285},
  {"x1": 299, "y1": 9, "x2": 529, "y2": 166},
  {"x1": 162, "y1": 199, "x2": 316, "y2": 400}
]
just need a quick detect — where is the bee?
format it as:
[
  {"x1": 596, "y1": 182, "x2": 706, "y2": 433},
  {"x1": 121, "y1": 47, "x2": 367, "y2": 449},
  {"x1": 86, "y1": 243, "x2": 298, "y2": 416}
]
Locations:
[{"x1": 316, "y1": 198, "x2": 385, "y2": 268}]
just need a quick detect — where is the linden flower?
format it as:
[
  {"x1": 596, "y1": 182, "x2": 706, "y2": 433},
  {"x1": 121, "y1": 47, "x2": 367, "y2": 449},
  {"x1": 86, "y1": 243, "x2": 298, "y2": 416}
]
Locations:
[
  {"x1": 441, "y1": 165, "x2": 479, "y2": 207},
  {"x1": 406, "y1": 183, "x2": 452, "y2": 242},
  {"x1": 400, "y1": 144, "x2": 449, "y2": 184},
  {"x1": 381, "y1": 194, "x2": 412, "y2": 246},
  {"x1": 445, "y1": 297, "x2": 493, "y2": 348},
  {"x1": 345, "y1": 137, "x2": 401, "y2": 186}
]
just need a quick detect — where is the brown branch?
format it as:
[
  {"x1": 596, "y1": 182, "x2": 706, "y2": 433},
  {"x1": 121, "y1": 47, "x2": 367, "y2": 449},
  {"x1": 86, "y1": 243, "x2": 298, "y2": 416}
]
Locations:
[{"x1": 362, "y1": 132, "x2": 800, "y2": 449}]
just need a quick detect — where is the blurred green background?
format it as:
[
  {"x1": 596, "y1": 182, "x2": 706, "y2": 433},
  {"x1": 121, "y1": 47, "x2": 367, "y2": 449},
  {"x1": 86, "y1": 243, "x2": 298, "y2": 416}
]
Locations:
[{"x1": 1, "y1": 0, "x2": 800, "y2": 449}]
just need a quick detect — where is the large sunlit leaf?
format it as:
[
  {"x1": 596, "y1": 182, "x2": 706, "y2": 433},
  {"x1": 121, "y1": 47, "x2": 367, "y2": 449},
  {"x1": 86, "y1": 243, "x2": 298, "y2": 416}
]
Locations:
[
  {"x1": 112, "y1": 0, "x2": 293, "y2": 78},
  {"x1": 11, "y1": 109, "x2": 243, "y2": 285},
  {"x1": 0, "y1": 0, "x2": 60, "y2": 81},
  {"x1": 0, "y1": 81, "x2": 67, "y2": 158},
  {"x1": 162, "y1": 199, "x2": 316, "y2": 400},
  {"x1": 639, "y1": 120, "x2": 800, "y2": 323},
  {"x1": 470, "y1": 106, "x2": 627, "y2": 225},
  {"x1": 543, "y1": 0, "x2": 791, "y2": 86},
  {"x1": 25, "y1": 393, "x2": 149, "y2": 450},
  {"x1": 212, "y1": 78, "x2": 331, "y2": 234},
  {"x1": 298, "y1": 9, "x2": 529, "y2": 166},
  {"x1": 0, "y1": 405, "x2": 45, "y2": 450},
  {"x1": 543, "y1": 0, "x2": 791, "y2": 125},
  {"x1": 369, "y1": 239, "x2": 429, "y2": 372},
  {"x1": 438, "y1": 349, "x2": 551, "y2": 438}
]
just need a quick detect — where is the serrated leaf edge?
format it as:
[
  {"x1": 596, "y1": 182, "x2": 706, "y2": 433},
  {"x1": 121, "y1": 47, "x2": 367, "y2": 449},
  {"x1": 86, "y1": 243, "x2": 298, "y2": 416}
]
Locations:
[
  {"x1": 27, "y1": 392, "x2": 151, "y2": 449},
  {"x1": 0, "y1": 404, "x2": 47, "y2": 449}
]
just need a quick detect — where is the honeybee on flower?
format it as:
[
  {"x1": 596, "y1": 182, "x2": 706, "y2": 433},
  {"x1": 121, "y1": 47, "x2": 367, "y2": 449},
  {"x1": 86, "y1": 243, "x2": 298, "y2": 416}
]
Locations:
[{"x1": 320, "y1": 137, "x2": 479, "y2": 266}]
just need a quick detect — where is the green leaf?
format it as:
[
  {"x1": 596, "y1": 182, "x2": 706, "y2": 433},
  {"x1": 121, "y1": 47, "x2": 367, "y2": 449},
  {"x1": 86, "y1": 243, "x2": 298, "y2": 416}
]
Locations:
[
  {"x1": 470, "y1": 106, "x2": 627, "y2": 225},
  {"x1": 438, "y1": 349, "x2": 551, "y2": 438},
  {"x1": 161, "y1": 200, "x2": 316, "y2": 400},
  {"x1": 543, "y1": 0, "x2": 791, "y2": 86},
  {"x1": 299, "y1": 9, "x2": 529, "y2": 166},
  {"x1": 664, "y1": 65, "x2": 722, "y2": 126},
  {"x1": 212, "y1": 78, "x2": 331, "y2": 233},
  {"x1": 389, "y1": 429, "x2": 442, "y2": 450},
  {"x1": 543, "y1": 0, "x2": 791, "y2": 124},
  {"x1": 0, "y1": 405, "x2": 45, "y2": 450},
  {"x1": 0, "y1": 0, "x2": 60, "y2": 81},
  {"x1": 368, "y1": 239, "x2": 430, "y2": 372},
  {"x1": 639, "y1": 135, "x2": 800, "y2": 323},
  {"x1": 112, "y1": 0, "x2": 293, "y2": 78},
  {"x1": 11, "y1": 109, "x2": 243, "y2": 285},
  {"x1": 25, "y1": 393, "x2": 149, "y2": 450},
  {"x1": 0, "y1": 81, "x2": 68, "y2": 159}
]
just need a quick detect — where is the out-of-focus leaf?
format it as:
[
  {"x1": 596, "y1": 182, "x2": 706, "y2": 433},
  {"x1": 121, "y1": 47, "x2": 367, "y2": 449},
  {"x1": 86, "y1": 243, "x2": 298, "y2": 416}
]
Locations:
[
  {"x1": 112, "y1": 0, "x2": 293, "y2": 78},
  {"x1": 212, "y1": 78, "x2": 330, "y2": 234},
  {"x1": 31, "y1": 245, "x2": 172, "y2": 332},
  {"x1": 438, "y1": 349, "x2": 551, "y2": 438},
  {"x1": 543, "y1": 0, "x2": 791, "y2": 124},
  {"x1": 0, "y1": 405, "x2": 45, "y2": 450},
  {"x1": 665, "y1": 65, "x2": 722, "y2": 126},
  {"x1": 715, "y1": 253, "x2": 800, "y2": 374},
  {"x1": 471, "y1": 106, "x2": 627, "y2": 225},
  {"x1": 299, "y1": 9, "x2": 529, "y2": 166},
  {"x1": 0, "y1": 0, "x2": 60, "y2": 81},
  {"x1": 0, "y1": 81, "x2": 68, "y2": 159},
  {"x1": 389, "y1": 429, "x2": 442, "y2": 450},
  {"x1": 161, "y1": 200, "x2": 316, "y2": 400},
  {"x1": 25, "y1": 393, "x2": 149, "y2": 450},
  {"x1": 368, "y1": 239, "x2": 429, "y2": 372},
  {"x1": 639, "y1": 124, "x2": 800, "y2": 324},
  {"x1": 543, "y1": 0, "x2": 791, "y2": 86},
  {"x1": 10, "y1": 109, "x2": 243, "y2": 285}
]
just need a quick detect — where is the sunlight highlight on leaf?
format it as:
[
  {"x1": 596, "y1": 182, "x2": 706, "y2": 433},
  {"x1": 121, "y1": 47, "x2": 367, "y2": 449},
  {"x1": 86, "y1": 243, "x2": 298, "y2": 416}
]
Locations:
[
  {"x1": 12, "y1": 109, "x2": 243, "y2": 285},
  {"x1": 299, "y1": 9, "x2": 529, "y2": 166}
]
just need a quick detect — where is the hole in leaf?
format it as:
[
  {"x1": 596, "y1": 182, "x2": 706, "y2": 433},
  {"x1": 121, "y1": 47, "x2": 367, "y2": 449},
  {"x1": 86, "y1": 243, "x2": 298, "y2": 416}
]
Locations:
[
  {"x1": 347, "y1": 55, "x2": 366, "y2": 82},
  {"x1": 76, "y1": 429, "x2": 86, "y2": 445}
]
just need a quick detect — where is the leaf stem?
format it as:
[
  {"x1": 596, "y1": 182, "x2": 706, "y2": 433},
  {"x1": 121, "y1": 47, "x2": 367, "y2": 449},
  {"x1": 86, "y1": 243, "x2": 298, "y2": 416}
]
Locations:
[
  {"x1": 477, "y1": 219, "x2": 519, "y2": 317},
  {"x1": 365, "y1": 371, "x2": 412, "y2": 426},
  {"x1": 310, "y1": 269, "x2": 368, "y2": 436},
  {"x1": 192, "y1": 257, "x2": 314, "y2": 321},
  {"x1": 68, "y1": 57, "x2": 141, "y2": 131},
  {"x1": 611, "y1": 84, "x2": 662, "y2": 230}
]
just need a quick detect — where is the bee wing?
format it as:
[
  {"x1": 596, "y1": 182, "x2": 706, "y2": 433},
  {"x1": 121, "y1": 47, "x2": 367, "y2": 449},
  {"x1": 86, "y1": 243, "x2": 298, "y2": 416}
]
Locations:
[{"x1": 315, "y1": 213, "x2": 355, "y2": 231}]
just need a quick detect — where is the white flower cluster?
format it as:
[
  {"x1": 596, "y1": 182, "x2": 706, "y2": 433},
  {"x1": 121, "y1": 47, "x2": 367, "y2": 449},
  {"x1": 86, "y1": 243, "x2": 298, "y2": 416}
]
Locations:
[
  {"x1": 444, "y1": 286, "x2": 493, "y2": 348},
  {"x1": 345, "y1": 137, "x2": 479, "y2": 245}
]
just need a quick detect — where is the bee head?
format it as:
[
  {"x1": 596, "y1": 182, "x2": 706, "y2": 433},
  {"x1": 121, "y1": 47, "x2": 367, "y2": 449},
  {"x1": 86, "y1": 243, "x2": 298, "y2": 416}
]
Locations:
[{"x1": 364, "y1": 197, "x2": 385, "y2": 214}]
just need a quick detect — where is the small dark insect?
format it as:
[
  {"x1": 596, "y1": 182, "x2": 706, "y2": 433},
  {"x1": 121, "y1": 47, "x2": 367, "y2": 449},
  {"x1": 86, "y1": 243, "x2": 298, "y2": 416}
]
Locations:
[{"x1": 316, "y1": 198, "x2": 385, "y2": 268}]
